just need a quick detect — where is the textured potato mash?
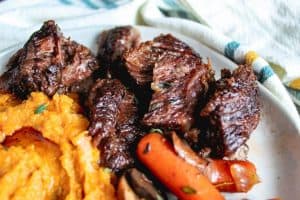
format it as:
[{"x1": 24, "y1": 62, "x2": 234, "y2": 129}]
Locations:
[{"x1": 0, "y1": 92, "x2": 115, "y2": 200}]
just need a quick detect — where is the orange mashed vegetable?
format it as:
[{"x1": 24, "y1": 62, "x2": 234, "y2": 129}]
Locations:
[{"x1": 0, "y1": 92, "x2": 115, "y2": 200}]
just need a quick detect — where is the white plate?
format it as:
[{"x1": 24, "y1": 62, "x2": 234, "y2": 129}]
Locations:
[{"x1": 0, "y1": 25, "x2": 300, "y2": 200}]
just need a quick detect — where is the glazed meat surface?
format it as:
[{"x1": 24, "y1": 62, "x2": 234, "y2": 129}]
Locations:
[
  {"x1": 123, "y1": 40, "x2": 158, "y2": 86},
  {"x1": 142, "y1": 36, "x2": 214, "y2": 132},
  {"x1": 200, "y1": 65, "x2": 260, "y2": 158},
  {"x1": 97, "y1": 26, "x2": 140, "y2": 79},
  {"x1": 88, "y1": 79, "x2": 142, "y2": 173},
  {"x1": 98, "y1": 26, "x2": 140, "y2": 66},
  {"x1": 123, "y1": 34, "x2": 195, "y2": 86},
  {"x1": 0, "y1": 20, "x2": 99, "y2": 99},
  {"x1": 97, "y1": 26, "x2": 153, "y2": 115}
]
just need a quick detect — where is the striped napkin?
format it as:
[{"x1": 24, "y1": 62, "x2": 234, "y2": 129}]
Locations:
[{"x1": 0, "y1": 0, "x2": 299, "y2": 131}]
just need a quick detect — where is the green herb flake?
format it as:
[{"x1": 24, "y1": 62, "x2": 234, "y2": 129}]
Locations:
[
  {"x1": 34, "y1": 104, "x2": 47, "y2": 114},
  {"x1": 149, "y1": 128, "x2": 163, "y2": 134},
  {"x1": 157, "y1": 82, "x2": 171, "y2": 89},
  {"x1": 149, "y1": 102, "x2": 162, "y2": 112},
  {"x1": 103, "y1": 168, "x2": 112, "y2": 173},
  {"x1": 181, "y1": 186, "x2": 197, "y2": 194}
]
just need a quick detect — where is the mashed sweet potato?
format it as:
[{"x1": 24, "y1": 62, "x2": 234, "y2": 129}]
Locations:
[{"x1": 0, "y1": 92, "x2": 115, "y2": 200}]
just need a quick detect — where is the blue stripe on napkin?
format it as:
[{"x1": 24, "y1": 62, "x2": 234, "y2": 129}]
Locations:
[
  {"x1": 259, "y1": 66, "x2": 274, "y2": 83},
  {"x1": 59, "y1": 0, "x2": 132, "y2": 9},
  {"x1": 59, "y1": 0, "x2": 73, "y2": 5},
  {"x1": 82, "y1": 0, "x2": 100, "y2": 9},
  {"x1": 224, "y1": 41, "x2": 240, "y2": 60}
]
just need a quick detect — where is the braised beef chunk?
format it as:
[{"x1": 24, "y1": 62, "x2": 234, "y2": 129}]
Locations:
[
  {"x1": 88, "y1": 79, "x2": 142, "y2": 173},
  {"x1": 123, "y1": 34, "x2": 196, "y2": 86},
  {"x1": 124, "y1": 34, "x2": 210, "y2": 118},
  {"x1": 152, "y1": 33, "x2": 195, "y2": 55},
  {"x1": 0, "y1": 20, "x2": 98, "y2": 99},
  {"x1": 143, "y1": 53, "x2": 214, "y2": 132},
  {"x1": 98, "y1": 26, "x2": 140, "y2": 67},
  {"x1": 200, "y1": 65, "x2": 260, "y2": 158},
  {"x1": 97, "y1": 25, "x2": 141, "y2": 86},
  {"x1": 96, "y1": 26, "x2": 153, "y2": 115},
  {"x1": 123, "y1": 40, "x2": 158, "y2": 86}
]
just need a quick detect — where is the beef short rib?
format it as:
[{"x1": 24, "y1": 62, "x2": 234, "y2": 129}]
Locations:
[
  {"x1": 143, "y1": 52, "x2": 214, "y2": 132},
  {"x1": 97, "y1": 26, "x2": 140, "y2": 79},
  {"x1": 88, "y1": 79, "x2": 142, "y2": 173},
  {"x1": 0, "y1": 20, "x2": 99, "y2": 98},
  {"x1": 200, "y1": 65, "x2": 260, "y2": 158},
  {"x1": 98, "y1": 26, "x2": 140, "y2": 66},
  {"x1": 123, "y1": 34, "x2": 196, "y2": 86}
]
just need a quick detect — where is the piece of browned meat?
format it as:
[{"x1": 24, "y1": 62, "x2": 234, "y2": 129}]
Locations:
[
  {"x1": 142, "y1": 38, "x2": 214, "y2": 132},
  {"x1": 0, "y1": 20, "x2": 99, "y2": 99},
  {"x1": 123, "y1": 34, "x2": 195, "y2": 86},
  {"x1": 124, "y1": 34, "x2": 213, "y2": 119},
  {"x1": 96, "y1": 26, "x2": 154, "y2": 116},
  {"x1": 88, "y1": 79, "x2": 143, "y2": 173},
  {"x1": 96, "y1": 25, "x2": 140, "y2": 83},
  {"x1": 98, "y1": 26, "x2": 140, "y2": 67},
  {"x1": 200, "y1": 65, "x2": 260, "y2": 158},
  {"x1": 123, "y1": 40, "x2": 157, "y2": 86}
]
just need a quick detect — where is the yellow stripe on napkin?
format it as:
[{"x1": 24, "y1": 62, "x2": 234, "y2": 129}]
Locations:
[
  {"x1": 245, "y1": 51, "x2": 259, "y2": 65},
  {"x1": 289, "y1": 78, "x2": 300, "y2": 90}
]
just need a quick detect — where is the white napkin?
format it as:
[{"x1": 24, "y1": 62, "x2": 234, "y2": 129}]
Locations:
[{"x1": 0, "y1": 0, "x2": 144, "y2": 50}]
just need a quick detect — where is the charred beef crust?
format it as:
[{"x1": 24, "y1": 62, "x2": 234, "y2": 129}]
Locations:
[
  {"x1": 142, "y1": 35, "x2": 214, "y2": 132},
  {"x1": 88, "y1": 79, "x2": 143, "y2": 173},
  {"x1": 0, "y1": 20, "x2": 99, "y2": 99},
  {"x1": 96, "y1": 26, "x2": 152, "y2": 116},
  {"x1": 98, "y1": 26, "x2": 140, "y2": 66},
  {"x1": 123, "y1": 34, "x2": 196, "y2": 86},
  {"x1": 123, "y1": 40, "x2": 160, "y2": 86},
  {"x1": 124, "y1": 34, "x2": 214, "y2": 119},
  {"x1": 200, "y1": 65, "x2": 260, "y2": 158},
  {"x1": 97, "y1": 26, "x2": 140, "y2": 80}
]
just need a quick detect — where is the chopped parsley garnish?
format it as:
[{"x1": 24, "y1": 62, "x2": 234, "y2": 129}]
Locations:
[
  {"x1": 157, "y1": 82, "x2": 171, "y2": 89},
  {"x1": 181, "y1": 186, "x2": 197, "y2": 194},
  {"x1": 149, "y1": 128, "x2": 163, "y2": 134},
  {"x1": 34, "y1": 104, "x2": 47, "y2": 114},
  {"x1": 103, "y1": 168, "x2": 112, "y2": 173},
  {"x1": 149, "y1": 102, "x2": 162, "y2": 112}
]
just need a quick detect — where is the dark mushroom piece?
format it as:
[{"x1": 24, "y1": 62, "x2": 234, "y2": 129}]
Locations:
[
  {"x1": 118, "y1": 168, "x2": 165, "y2": 200},
  {"x1": 117, "y1": 175, "x2": 140, "y2": 200}
]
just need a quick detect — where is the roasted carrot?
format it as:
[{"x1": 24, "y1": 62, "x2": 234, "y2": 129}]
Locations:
[
  {"x1": 229, "y1": 160, "x2": 259, "y2": 192},
  {"x1": 137, "y1": 133, "x2": 224, "y2": 200},
  {"x1": 171, "y1": 132, "x2": 259, "y2": 192}
]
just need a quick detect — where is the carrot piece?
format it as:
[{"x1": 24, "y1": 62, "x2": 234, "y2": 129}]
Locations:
[
  {"x1": 137, "y1": 133, "x2": 224, "y2": 200},
  {"x1": 230, "y1": 160, "x2": 260, "y2": 192},
  {"x1": 171, "y1": 132, "x2": 259, "y2": 192},
  {"x1": 204, "y1": 160, "x2": 236, "y2": 191}
]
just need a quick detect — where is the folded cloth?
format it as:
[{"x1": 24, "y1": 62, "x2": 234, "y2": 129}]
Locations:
[
  {"x1": 0, "y1": 0, "x2": 299, "y2": 131},
  {"x1": 0, "y1": 0, "x2": 144, "y2": 50},
  {"x1": 141, "y1": 0, "x2": 300, "y2": 132}
]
